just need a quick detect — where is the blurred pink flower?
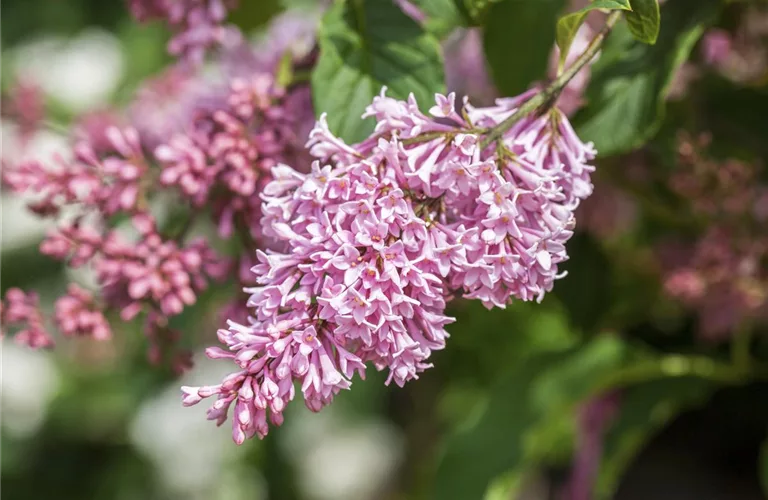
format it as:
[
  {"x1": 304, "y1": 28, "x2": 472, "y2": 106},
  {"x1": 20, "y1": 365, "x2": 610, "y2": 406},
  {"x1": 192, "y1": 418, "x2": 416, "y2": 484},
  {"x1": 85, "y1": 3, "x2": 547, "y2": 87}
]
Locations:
[{"x1": 1, "y1": 289, "x2": 55, "y2": 349}]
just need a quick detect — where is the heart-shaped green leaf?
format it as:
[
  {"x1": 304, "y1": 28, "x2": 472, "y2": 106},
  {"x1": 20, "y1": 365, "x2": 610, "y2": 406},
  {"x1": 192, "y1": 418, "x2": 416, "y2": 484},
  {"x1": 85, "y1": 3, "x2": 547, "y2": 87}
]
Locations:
[
  {"x1": 627, "y1": 0, "x2": 661, "y2": 44},
  {"x1": 312, "y1": 0, "x2": 445, "y2": 143}
]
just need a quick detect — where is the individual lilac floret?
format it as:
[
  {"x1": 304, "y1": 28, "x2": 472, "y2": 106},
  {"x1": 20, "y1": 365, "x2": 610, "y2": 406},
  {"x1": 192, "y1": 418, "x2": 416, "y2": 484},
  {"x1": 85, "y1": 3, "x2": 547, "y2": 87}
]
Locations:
[{"x1": 183, "y1": 88, "x2": 597, "y2": 442}]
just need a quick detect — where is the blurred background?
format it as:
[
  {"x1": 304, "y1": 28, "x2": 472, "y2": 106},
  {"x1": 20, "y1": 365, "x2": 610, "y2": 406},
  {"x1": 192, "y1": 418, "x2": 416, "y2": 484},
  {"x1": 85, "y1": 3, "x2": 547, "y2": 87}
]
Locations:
[{"x1": 2, "y1": 0, "x2": 768, "y2": 499}]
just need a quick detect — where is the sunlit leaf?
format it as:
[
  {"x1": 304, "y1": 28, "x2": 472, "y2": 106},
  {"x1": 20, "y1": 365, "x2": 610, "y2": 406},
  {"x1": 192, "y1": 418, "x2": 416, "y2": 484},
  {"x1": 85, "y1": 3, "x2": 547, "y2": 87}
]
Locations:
[{"x1": 312, "y1": 0, "x2": 445, "y2": 143}]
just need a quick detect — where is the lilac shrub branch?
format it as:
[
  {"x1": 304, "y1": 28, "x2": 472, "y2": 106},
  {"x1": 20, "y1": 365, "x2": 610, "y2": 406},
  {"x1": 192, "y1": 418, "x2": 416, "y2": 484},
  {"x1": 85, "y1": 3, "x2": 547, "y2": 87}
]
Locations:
[{"x1": 480, "y1": 10, "x2": 623, "y2": 150}]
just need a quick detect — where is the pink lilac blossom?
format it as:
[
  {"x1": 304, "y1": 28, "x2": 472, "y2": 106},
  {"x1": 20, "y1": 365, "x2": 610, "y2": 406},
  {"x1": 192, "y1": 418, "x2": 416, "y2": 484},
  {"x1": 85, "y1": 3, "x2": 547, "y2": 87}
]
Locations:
[
  {"x1": 222, "y1": 9, "x2": 319, "y2": 76},
  {"x1": 128, "y1": 0, "x2": 241, "y2": 64},
  {"x1": 4, "y1": 126, "x2": 148, "y2": 217},
  {"x1": 3, "y1": 123, "x2": 229, "y2": 366},
  {"x1": 659, "y1": 133, "x2": 768, "y2": 340},
  {"x1": 155, "y1": 73, "x2": 311, "y2": 240},
  {"x1": 183, "y1": 88, "x2": 597, "y2": 442},
  {"x1": 2, "y1": 8, "x2": 317, "y2": 373},
  {"x1": 74, "y1": 110, "x2": 126, "y2": 155},
  {"x1": 575, "y1": 179, "x2": 637, "y2": 240},
  {"x1": 128, "y1": 66, "x2": 213, "y2": 150},
  {"x1": 2, "y1": 80, "x2": 44, "y2": 145},
  {"x1": 1, "y1": 289, "x2": 55, "y2": 348},
  {"x1": 700, "y1": 7, "x2": 768, "y2": 85},
  {"x1": 702, "y1": 29, "x2": 733, "y2": 65},
  {"x1": 41, "y1": 215, "x2": 229, "y2": 321},
  {"x1": 54, "y1": 284, "x2": 112, "y2": 340},
  {"x1": 3, "y1": 47, "x2": 314, "y2": 368}
]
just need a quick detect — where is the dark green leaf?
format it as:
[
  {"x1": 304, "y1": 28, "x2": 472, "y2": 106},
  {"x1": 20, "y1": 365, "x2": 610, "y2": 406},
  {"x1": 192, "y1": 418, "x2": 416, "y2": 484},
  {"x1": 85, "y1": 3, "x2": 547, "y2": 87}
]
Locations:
[
  {"x1": 595, "y1": 378, "x2": 715, "y2": 499},
  {"x1": 483, "y1": 0, "x2": 567, "y2": 96},
  {"x1": 627, "y1": 0, "x2": 661, "y2": 44},
  {"x1": 434, "y1": 336, "x2": 633, "y2": 500},
  {"x1": 574, "y1": 0, "x2": 720, "y2": 155},
  {"x1": 312, "y1": 0, "x2": 445, "y2": 143},
  {"x1": 229, "y1": 0, "x2": 281, "y2": 31},
  {"x1": 553, "y1": 233, "x2": 612, "y2": 332},
  {"x1": 556, "y1": 0, "x2": 632, "y2": 70}
]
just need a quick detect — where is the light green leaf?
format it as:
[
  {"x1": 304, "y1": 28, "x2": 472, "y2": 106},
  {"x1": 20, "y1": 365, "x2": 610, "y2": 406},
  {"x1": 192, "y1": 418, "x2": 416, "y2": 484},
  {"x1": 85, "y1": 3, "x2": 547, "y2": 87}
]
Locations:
[
  {"x1": 627, "y1": 0, "x2": 661, "y2": 44},
  {"x1": 433, "y1": 336, "x2": 634, "y2": 500},
  {"x1": 556, "y1": 0, "x2": 632, "y2": 70},
  {"x1": 574, "y1": 0, "x2": 720, "y2": 155},
  {"x1": 312, "y1": 0, "x2": 445, "y2": 143},
  {"x1": 595, "y1": 378, "x2": 715, "y2": 499},
  {"x1": 483, "y1": 0, "x2": 567, "y2": 96}
]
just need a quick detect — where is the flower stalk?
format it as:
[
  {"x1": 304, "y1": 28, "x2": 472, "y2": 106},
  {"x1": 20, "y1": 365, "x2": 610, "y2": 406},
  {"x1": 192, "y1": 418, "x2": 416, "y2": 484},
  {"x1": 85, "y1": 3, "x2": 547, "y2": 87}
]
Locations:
[{"x1": 479, "y1": 10, "x2": 623, "y2": 150}]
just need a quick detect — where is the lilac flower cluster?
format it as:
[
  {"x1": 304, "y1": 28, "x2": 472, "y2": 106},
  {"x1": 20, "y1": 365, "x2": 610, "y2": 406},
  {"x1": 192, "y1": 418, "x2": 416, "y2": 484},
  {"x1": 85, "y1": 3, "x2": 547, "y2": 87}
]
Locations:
[
  {"x1": 55, "y1": 284, "x2": 112, "y2": 340},
  {"x1": 2, "y1": 14, "x2": 315, "y2": 363},
  {"x1": 3, "y1": 126, "x2": 231, "y2": 360},
  {"x1": 41, "y1": 215, "x2": 229, "y2": 321},
  {"x1": 1, "y1": 80, "x2": 44, "y2": 145},
  {"x1": 156, "y1": 74, "x2": 310, "y2": 240},
  {"x1": 700, "y1": 6, "x2": 768, "y2": 86},
  {"x1": 182, "y1": 88, "x2": 597, "y2": 442},
  {"x1": 4, "y1": 127, "x2": 148, "y2": 217},
  {"x1": 128, "y1": 0, "x2": 241, "y2": 64},
  {"x1": 0, "y1": 289, "x2": 55, "y2": 348},
  {"x1": 660, "y1": 133, "x2": 768, "y2": 339}
]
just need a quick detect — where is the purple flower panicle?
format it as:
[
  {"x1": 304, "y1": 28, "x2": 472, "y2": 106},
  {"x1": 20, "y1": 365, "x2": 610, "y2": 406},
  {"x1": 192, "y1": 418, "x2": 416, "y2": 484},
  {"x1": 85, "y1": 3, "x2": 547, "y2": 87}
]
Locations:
[{"x1": 183, "y1": 88, "x2": 597, "y2": 442}]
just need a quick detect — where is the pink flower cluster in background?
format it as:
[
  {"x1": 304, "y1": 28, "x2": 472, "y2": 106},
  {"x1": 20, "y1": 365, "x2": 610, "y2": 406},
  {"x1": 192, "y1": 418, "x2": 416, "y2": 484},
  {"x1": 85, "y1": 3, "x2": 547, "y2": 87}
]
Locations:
[
  {"x1": 661, "y1": 133, "x2": 768, "y2": 340},
  {"x1": 0, "y1": 289, "x2": 55, "y2": 349},
  {"x1": 129, "y1": 0, "x2": 242, "y2": 64},
  {"x1": 1, "y1": 6, "x2": 316, "y2": 367},
  {"x1": 182, "y1": 88, "x2": 597, "y2": 442}
]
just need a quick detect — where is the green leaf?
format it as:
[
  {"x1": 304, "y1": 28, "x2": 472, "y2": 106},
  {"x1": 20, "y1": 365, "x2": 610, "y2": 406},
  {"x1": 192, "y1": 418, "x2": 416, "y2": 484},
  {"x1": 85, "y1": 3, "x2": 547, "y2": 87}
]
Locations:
[
  {"x1": 410, "y1": 0, "x2": 471, "y2": 39},
  {"x1": 574, "y1": 0, "x2": 720, "y2": 155},
  {"x1": 627, "y1": 0, "x2": 661, "y2": 44},
  {"x1": 312, "y1": 0, "x2": 445, "y2": 143},
  {"x1": 433, "y1": 336, "x2": 634, "y2": 500},
  {"x1": 483, "y1": 0, "x2": 567, "y2": 96},
  {"x1": 556, "y1": 0, "x2": 632, "y2": 70},
  {"x1": 595, "y1": 378, "x2": 715, "y2": 499}
]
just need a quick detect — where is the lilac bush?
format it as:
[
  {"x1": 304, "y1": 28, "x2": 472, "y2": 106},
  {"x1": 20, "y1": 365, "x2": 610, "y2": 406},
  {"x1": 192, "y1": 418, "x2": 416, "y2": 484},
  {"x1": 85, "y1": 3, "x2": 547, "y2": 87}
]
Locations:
[{"x1": 3, "y1": 0, "x2": 768, "y2": 498}]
